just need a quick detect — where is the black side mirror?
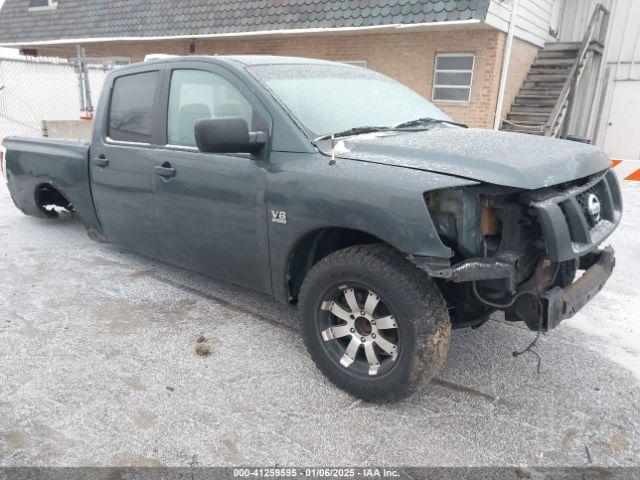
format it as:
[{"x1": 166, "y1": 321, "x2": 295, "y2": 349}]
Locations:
[{"x1": 195, "y1": 117, "x2": 267, "y2": 154}]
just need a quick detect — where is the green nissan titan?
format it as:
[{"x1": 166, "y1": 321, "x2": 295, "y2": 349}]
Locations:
[{"x1": 2, "y1": 56, "x2": 622, "y2": 401}]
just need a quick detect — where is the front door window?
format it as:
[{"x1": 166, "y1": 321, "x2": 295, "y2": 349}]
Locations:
[{"x1": 167, "y1": 69, "x2": 254, "y2": 148}]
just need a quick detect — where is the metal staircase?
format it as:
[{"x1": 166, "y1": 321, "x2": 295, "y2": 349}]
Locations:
[{"x1": 501, "y1": 4, "x2": 610, "y2": 139}]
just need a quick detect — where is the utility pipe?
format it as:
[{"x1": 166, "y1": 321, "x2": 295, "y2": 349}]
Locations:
[
  {"x1": 628, "y1": 9, "x2": 640, "y2": 80},
  {"x1": 493, "y1": 0, "x2": 520, "y2": 130},
  {"x1": 615, "y1": 0, "x2": 632, "y2": 80}
]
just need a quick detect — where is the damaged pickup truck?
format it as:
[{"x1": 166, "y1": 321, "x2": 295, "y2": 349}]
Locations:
[{"x1": 2, "y1": 56, "x2": 622, "y2": 402}]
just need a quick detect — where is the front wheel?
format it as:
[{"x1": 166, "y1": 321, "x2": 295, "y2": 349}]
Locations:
[{"x1": 298, "y1": 245, "x2": 451, "y2": 402}]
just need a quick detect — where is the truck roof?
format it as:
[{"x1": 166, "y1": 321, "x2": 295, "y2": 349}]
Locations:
[{"x1": 137, "y1": 54, "x2": 345, "y2": 69}]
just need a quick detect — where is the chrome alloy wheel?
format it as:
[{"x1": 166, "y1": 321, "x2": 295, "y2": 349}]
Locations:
[{"x1": 319, "y1": 286, "x2": 400, "y2": 377}]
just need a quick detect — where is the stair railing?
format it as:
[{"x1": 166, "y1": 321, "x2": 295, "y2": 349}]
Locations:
[{"x1": 544, "y1": 4, "x2": 610, "y2": 137}]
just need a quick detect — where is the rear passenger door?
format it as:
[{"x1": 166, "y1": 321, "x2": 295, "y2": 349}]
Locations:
[
  {"x1": 90, "y1": 67, "x2": 164, "y2": 258},
  {"x1": 152, "y1": 64, "x2": 272, "y2": 293}
]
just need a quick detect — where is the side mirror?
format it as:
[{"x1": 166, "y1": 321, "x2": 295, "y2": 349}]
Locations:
[{"x1": 195, "y1": 117, "x2": 267, "y2": 154}]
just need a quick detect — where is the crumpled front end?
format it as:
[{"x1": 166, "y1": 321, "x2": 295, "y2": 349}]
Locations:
[{"x1": 418, "y1": 169, "x2": 622, "y2": 331}]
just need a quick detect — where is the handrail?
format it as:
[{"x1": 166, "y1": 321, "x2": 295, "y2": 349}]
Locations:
[{"x1": 544, "y1": 4, "x2": 610, "y2": 137}]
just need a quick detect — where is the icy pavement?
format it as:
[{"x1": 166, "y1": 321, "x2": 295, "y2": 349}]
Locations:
[
  {"x1": 0, "y1": 180, "x2": 638, "y2": 467},
  {"x1": 570, "y1": 179, "x2": 640, "y2": 379}
]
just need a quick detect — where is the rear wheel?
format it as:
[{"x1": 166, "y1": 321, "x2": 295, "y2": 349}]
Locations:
[{"x1": 298, "y1": 245, "x2": 451, "y2": 402}]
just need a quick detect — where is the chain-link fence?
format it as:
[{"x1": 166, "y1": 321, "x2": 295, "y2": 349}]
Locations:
[{"x1": 0, "y1": 56, "x2": 113, "y2": 141}]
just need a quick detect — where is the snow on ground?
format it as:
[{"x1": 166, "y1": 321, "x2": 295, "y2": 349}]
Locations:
[
  {"x1": 0, "y1": 175, "x2": 639, "y2": 467},
  {"x1": 570, "y1": 178, "x2": 640, "y2": 378}
]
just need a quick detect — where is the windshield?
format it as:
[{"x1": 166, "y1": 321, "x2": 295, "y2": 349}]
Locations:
[{"x1": 247, "y1": 63, "x2": 451, "y2": 137}]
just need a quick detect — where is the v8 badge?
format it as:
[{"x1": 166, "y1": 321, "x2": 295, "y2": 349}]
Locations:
[{"x1": 271, "y1": 210, "x2": 287, "y2": 224}]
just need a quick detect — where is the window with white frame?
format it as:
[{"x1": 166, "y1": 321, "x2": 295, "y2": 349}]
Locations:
[
  {"x1": 432, "y1": 54, "x2": 475, "y2": 103},
  {"x1": 28, "y1": 0, "x2": 57, "y2": 11}
]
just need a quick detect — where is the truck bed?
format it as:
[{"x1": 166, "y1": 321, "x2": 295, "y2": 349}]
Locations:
[{"x1": 3, "y1": 137, "x2": 102, "y2": 235}]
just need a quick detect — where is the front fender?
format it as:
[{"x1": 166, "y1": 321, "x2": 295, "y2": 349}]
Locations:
[{"x1": 266, "y1": 152, "x2": 479, "y2": 303}]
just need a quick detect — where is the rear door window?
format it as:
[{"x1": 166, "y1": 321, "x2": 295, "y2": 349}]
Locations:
[{"x1": 108, "y1": 71, "x2": 158, "y2": 143}]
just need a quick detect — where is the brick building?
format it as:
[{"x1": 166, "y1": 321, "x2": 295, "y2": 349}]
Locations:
[{"x1": 0, "y1": 0, "x2": 561, "y2": 129}]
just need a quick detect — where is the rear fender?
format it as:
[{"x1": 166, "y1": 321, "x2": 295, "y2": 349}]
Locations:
[{"x1": 4, "y1": 137, "x2": 102, "y2": 233}]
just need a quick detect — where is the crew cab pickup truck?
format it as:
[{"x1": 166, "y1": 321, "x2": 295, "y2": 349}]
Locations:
[{"x1": 2, "y1": 56, "x2": 622, "y2": 401}]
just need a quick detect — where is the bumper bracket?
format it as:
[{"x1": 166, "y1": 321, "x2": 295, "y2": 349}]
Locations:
[{"x1": 542, "y1": 246, "x2": 615, "y2": 330}]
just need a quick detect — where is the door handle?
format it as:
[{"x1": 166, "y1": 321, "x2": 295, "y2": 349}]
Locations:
[
  {"x1": 154, "y1": 165, "x2": 177, "y2": 178},
  {"x1": 92, "y1": 156, "x2": 109, "y2": 167}
]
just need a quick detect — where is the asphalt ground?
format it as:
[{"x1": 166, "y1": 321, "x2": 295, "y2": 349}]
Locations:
[{"x1": 0, "y1": 178, "x2": 639, "y2": 467}]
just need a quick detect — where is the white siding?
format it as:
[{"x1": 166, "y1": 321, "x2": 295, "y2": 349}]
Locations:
[
  {"x1": 558, "y1": 0, "x2": 640, "y2": 156},
  {"x1": 559, "y1": 0, "x2": 639, "y2": 68},
  {"x1": 486, "y1": 0, "x2": 557, "y2": 47}
]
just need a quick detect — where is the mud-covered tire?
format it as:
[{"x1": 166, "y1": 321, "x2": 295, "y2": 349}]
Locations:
[{"x1": 298, "y1": 244, "x2": 451, "y2": 402}]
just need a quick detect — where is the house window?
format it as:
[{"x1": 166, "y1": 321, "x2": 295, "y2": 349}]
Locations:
[
  {"x1": 28, "y1": 0, "x2": 57, "y2": 11},
  {"x1": 432, "y1": 54, "x2": 475, "y2": 103}
]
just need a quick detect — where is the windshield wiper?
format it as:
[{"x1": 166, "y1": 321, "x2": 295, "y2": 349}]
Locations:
[
  {"x1": 314, "y1": 126, "x2": 392, "y2": 166},
  {"x1": 393, "y1": 117, "x2": 468, "y2": 129},
  {"x1": 313, "y1": 120, "x2": 465, "y2": 166},
  {"x1": 314, "y1": 125, "x2": 391, "y2": 142}
]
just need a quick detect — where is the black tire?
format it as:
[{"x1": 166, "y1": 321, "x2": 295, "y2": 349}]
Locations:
[{"x1": 298, "y1": 244, "x2": 451, "y2": 402}]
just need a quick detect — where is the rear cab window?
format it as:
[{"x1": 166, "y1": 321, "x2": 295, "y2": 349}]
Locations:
[{"x1": 108, "y1": 71, "x2": 159, "y2": 144}]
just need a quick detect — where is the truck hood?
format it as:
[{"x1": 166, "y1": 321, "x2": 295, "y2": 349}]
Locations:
[{"x1": 324, "y1": 128, "x2": 610, "y2": 190}]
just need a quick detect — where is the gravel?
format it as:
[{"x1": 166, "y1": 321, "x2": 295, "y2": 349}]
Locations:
[{"x1": 0, "y1": 179, "x2": 639, "y2": 467}]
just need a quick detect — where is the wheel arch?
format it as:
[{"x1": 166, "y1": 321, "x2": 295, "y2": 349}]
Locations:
[
  {"x1": 33, "y1": 181, "x2": 74, "y2": 217},
  {"x1": 285, "y1": 226, "x2": 401, "y2": 304}
]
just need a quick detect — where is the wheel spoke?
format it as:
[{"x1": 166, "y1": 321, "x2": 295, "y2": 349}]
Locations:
[
  {"x1": 363, "y1": 291, "x2": 380, "y2": 316},
  {"x1": 321, "y1": 325, "x2": 352, "y2": 341},
  {"x1": 321, "y1": 285, "x2": 401, "y2": 374},
  {"x1": 364, "y1": 342, "x2": 380, "y2": 376},
  {"x1": 340, "y1": 337, "x2": 361, "y2": 368},
  {"x1": 343, "y1": 288, "x2": 360, "y2": 314},
  {"x1": 374, "y1": 315, "x2": 397, "y2": 330},
  {"x1": 374, "y1": 334, "x2": 398, "y2": 359},
  {"x1": 321, "y1": 300, "x2": 352, "y2": 322}
]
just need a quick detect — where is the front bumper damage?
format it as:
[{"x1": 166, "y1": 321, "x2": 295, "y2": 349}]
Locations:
[
  {"x1": 416, "y1": 169, "x2": 621, "y2": 332},
  {"x1": 417, "y1": 247, "x2": 615, "y2": 331},
  {"x1": 542, "y1": 246, "x2": 615, "y2": 330}
]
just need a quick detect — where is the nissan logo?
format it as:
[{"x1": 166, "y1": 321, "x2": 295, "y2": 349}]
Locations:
[{"x1": 587, "y1": 193, "x2": 601, "y2": 223}]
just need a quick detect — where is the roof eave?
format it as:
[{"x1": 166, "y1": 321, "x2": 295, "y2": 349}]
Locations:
[{"x1": 0, "y1": 19, "x2": 484, "y2": 48}]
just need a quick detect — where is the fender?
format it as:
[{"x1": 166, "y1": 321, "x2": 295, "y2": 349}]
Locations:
[
  {"x1": 4, "y1": 137, "x2": 102, "y2": 234},
  {"x1": 266, "y1": 151, "x2": 479, "y2": 303}
]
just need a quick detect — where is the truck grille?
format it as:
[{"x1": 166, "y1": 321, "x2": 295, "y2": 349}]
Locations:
[
  {"x1": 523, "y1": 170, "x2": 622, "y2": 262},
  {"x1": 576, "y1": 181, "x2": 607, "y2": 226}
]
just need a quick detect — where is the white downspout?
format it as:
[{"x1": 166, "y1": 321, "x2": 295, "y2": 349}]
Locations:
[
  {"x1": 627, "y1": 6, "x2": 640, "y2": 80},
  {"x1": 493, "y1": 0, "x2": 520, "y2": 130}
]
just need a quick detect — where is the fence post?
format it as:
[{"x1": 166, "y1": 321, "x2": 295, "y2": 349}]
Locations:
[
  {"x1": 75, "y1": 45, "x2": 94, "y2": 119},
  {"x1": 82, "y1": 48, "x2": 94, "y2": 116},
  {"x1": 75, "y1": 45, "x2": 85, "y2": 115}
]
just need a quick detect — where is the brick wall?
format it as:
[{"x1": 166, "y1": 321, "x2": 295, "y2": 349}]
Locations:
[
  {"x1": 36, "y1": 28, "x2": 539, "y2": 129},
  {"x1": 501, "y1": 36, "x2": 541, "y2": 121}
]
